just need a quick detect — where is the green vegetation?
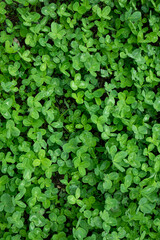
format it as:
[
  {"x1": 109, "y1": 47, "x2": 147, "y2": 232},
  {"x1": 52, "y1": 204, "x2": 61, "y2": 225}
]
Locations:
[{"x1": 0, "y1": 0, "x2": 160, "y2": 239}]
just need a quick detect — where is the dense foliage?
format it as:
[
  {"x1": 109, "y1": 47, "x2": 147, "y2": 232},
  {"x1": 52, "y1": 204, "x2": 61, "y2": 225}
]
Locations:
[{"x1": 0, "y1": 0, "x2": 160, "y2": 239}]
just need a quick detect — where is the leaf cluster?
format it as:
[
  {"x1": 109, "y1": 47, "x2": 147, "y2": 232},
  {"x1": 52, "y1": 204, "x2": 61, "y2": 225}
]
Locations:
[{"x1": 0, "y1": 0, "x2": 160, "y2": 239}]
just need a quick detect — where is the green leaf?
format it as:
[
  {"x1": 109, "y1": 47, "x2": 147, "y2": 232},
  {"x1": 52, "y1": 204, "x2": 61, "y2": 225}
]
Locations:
[
  {"x1": 153, "y1": 97, "x2": 160, "y2": 111},
  {"x1": 129, "y1": 11, "x2": 141, "y2": 21},
  {"x1": 93, "y1": 88, "x2": 105, "y2": 98},
  {"x1": 49, "y1": 22, "x2": 66, "y2": 40},
  {"x1": 102, "y1": 6, "x2": 111, "y2": 19},
  {"x1": 103, "y1": 178, "x2": 112, "y2": 190},
  {"x1": 124, "y1": 175, "x2": 132, "y2": 188},
  {"x1": 146, "y1": 32, "x2": 158, "y2": 43},
  {"x1": 75, "y1": 188, "x2": 80, "y2": 199},
  {"x1": 68, "y1": 195, "x2": 76, "y2": 204},
  {"x1": 113, "y1": 151, "x2": 127, "y2": 163},
  {"x1": 139, "y1": 198, "x2": 156, "y2": 214},
  {"x1": 74, "y1": 227, "x2": 87, "y2": 240},
  {"x1": 82, "y1": 173, "x2": 97, "y2": 186},
  {"x1": 1, "y1": 194, "x2": 15, "y2": 213}
]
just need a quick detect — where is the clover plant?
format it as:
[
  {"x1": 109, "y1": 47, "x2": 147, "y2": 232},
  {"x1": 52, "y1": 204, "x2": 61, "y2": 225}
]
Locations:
[{"x1": 0, "y1": 0, "x2": 160, "y2": 239}]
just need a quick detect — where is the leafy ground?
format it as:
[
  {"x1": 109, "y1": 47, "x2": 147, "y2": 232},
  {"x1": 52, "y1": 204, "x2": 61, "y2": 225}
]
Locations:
[{"x1": 0, "y1": 0, "x2": 160, "y2": 239}]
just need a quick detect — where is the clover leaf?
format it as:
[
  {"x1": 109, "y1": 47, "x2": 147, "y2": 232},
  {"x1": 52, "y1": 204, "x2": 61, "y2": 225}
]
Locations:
[{"x1": 0, "y1": 193, "x2": 15, "y2": 213}]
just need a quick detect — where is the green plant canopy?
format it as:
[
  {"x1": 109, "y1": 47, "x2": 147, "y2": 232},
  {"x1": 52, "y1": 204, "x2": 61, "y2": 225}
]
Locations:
[{"x1": 0, "y1": 0, "x2": 160, "y2": 239}]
